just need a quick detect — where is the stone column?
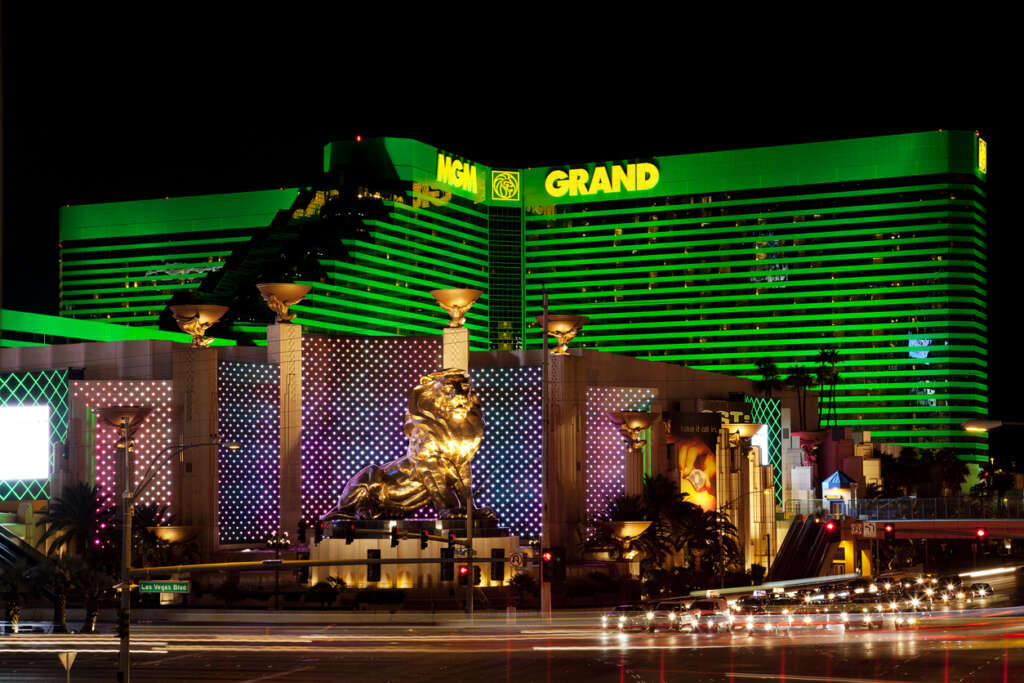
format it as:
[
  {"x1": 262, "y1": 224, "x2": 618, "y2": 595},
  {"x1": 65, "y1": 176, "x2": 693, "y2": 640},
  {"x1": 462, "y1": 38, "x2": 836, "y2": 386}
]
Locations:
[
  {"x1": 442, "y1": 326, "x2": 469, "y2": 372},
  {"x1": 546, "y1": 352, "x2": 586, "y2": 560},
  {"x1": 172, "y1": 346, "x2": 219, "y2": 559},
  {"x1": 268, "y1": 323, "x2": 302, "y2": 543}
]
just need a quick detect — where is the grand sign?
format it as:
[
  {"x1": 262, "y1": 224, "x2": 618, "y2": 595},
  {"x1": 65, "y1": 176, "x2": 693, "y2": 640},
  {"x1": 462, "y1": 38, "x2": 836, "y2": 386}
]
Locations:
[{"x1": 544, "y1": 162, "x2": 659, "y2": 198}]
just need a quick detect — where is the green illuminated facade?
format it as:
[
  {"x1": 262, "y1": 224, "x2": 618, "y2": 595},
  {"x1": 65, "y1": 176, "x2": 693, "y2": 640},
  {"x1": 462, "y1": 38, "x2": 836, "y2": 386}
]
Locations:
[{"x1": 56, "y1": 131, "x2": 988, "y2": 460}]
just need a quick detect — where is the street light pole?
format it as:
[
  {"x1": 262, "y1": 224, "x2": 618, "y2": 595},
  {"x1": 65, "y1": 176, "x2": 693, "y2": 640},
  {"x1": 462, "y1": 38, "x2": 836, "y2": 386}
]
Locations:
[
  {"x1": 114, "y1": 431, "x2": 238, "y2": 683},
  {"x1": 465, "y1": 473, "x2": 473, "y2": 617},
  {"x1": 118, "y1": 418, "x2": 132, "y2": 683}
]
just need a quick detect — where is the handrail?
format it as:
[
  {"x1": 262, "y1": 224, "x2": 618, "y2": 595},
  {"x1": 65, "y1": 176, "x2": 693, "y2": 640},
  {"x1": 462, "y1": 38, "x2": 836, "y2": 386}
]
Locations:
[{"x1": 785, "y1": 494, "x2": 1024, "y2": 520}]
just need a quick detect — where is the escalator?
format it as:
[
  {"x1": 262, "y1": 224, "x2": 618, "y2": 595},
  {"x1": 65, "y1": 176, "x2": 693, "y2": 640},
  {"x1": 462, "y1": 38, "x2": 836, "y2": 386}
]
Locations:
[
  {"x1": 0, "y1": 523, "x2": 47, "y2": 570},
  {"x1": 768, "y1": 516, "x2": 835, "y2": 580}
]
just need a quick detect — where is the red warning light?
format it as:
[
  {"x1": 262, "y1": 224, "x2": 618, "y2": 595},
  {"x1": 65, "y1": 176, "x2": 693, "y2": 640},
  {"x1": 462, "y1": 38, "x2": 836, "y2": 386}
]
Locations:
[
  {"x1": 458, "y1": 565, "x2": 469, "y2": 575},
  {"x1": 825, "y1": 521, "x2": 836, "y2": 532},
  {"x1": 884, "y1": 524, "x2": 894, "y2": 533},
  {"x1": 542, "y1": 551, "x2": 553, "y2": 562},
  {"x1": 976, "y1": 528, "x2": 986, "y2": 538}
]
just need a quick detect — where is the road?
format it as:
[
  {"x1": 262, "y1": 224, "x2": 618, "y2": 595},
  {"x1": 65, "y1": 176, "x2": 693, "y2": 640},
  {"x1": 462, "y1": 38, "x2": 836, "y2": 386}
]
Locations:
[{"x1": 3, "y1": 609, "x2": 1024, "y2": 682}]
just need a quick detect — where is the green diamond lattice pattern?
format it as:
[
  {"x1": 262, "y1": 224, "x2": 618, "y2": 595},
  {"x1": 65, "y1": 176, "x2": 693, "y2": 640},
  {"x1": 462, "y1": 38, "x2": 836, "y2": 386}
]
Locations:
[
  {"x1": 748, "y1": 396, "x2": 783, "y2": 507},
  {"x1": 0, "y1": 369, "x2": 70, "y2": 501}
]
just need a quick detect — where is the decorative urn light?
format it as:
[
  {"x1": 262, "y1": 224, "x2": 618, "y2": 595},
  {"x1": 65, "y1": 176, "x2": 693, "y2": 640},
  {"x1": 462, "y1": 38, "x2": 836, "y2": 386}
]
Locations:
[
  {"x1": 145, "y1": 526, "x2": 202, "y2": 545},
  {"x1": 168, "y1": 304, "x2": 229, "y2": 348},
  {"x1": 536, "y1": 314, "x2": 589, "y2": 354},
  {"x1": 256, "y1": 283, "x2": 312, "y2": 324},
  {"x1": 609, "y1": 410, "x2": 660, "y2": 462},
  {"x1": 99, "y1": 406, "x2": 152, "y2": 437},
  {"x1": 430, "y1": 288, "x2": 482, "y2": 328}
]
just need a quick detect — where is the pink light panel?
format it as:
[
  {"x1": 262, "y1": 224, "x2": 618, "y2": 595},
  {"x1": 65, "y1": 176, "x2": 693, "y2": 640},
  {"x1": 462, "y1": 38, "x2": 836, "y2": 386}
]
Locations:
[
  {"x1": 218, "y1": 361, "x2": 280, "y2": 544},
  {"x1": 300, "y1": 335, "x2": 441, "y2": 522},
  {"x1": 583, "y1": 386, "x2": 657, "y2": 522},
  {"x1": 71, "y1": 380, "x2": 174, "y2": 515}
]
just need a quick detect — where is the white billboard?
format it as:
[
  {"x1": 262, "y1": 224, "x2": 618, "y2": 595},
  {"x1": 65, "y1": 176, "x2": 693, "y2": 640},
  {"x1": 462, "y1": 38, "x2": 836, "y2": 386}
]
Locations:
[{"x1": 0, "y1": 404, "x2": 50, "y2": 480}]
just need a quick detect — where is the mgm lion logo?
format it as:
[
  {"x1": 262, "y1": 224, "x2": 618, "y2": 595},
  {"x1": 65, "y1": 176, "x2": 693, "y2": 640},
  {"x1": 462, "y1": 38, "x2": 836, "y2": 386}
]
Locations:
[
  {"x1": 490, "y1": 170, "x2": 520, "y2": 202},
  {"x1": 326, "y1": 368, "x2": 493, "y2": 519}
]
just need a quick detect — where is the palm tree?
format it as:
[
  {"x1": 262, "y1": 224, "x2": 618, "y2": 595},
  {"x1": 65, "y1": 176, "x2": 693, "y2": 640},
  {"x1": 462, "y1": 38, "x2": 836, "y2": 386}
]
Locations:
[
  {"x1": 785, "y1": 365, "x2": 814, "y2": 430},
  {"x1": 754, "y1": 358, "x2": 783, "y2": 398},
  {"x1": 678, "y1": 508, "x2": 741, "y2": 578},
  {"x1": 0, "y1": 559, "x2": 33, "y2": 633},
  {"x1": 36, "y1": 482, "x2": 116, "y2": 563},
  {"x1": 815, "y1": 348, "x2": 841, "y2": 428},
  {"x1": 934, "y1": 448, "x2": 969, "y2": 496},
  {"x1": 69, "y1": 556, "x2": 112, "y2": 634},
  {"x1": 30, "y1": 556, "x2": 74, "y2": 633}
]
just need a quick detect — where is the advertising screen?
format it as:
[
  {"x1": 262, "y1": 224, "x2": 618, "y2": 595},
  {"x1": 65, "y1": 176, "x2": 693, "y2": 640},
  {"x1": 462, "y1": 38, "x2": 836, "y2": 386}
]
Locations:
[{"x1": 0, "y1": 404, "x2": 50, "y2": 480}]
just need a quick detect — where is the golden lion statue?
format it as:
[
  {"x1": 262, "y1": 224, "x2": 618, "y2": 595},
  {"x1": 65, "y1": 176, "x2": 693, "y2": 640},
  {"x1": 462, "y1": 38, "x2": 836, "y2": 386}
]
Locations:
[{"x1": 325, "y1": 368, "x2": 492, "y2": 519}]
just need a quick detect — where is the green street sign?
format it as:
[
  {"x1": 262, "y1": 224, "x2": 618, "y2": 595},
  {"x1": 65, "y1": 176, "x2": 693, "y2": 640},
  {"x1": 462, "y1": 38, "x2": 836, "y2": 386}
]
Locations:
[{"x1": 139, "y1": 580, "x2": 190, "y2": 594}]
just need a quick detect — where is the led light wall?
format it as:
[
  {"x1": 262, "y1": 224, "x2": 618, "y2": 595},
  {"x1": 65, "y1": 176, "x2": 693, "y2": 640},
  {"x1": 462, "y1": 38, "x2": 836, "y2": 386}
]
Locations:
[
  {"x1": 470, "y1": 367, "x2": 543, "y2": 538},
  {"x1": 218, "y1": 361, "x2": 280, "y2": 544},
  {"x1": 748, "y1": 396, "x2": 783, "y2": 506},
  {"x1": 300, "y1": 335, "x2": 441, "y2": 522},
  {"x1": 583, "y1": 386, "x2": 657, "y2": 521},
  {"x1": 0, "y1": 369, "x2": 69, "y2": 501},
  {"x1": 72, "y1": 380, "x2": 173, "y2": 514}
]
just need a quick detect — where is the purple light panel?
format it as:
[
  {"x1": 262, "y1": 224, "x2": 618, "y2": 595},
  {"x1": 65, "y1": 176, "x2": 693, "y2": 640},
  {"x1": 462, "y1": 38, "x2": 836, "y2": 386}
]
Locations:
[
  {"x1": 218, "y1": 361, "x2": 280, "y2": 544},
  {"x1": 300, "y1": 335, "x2": 441, "y2": 522},
  {"x1": 584, "y1": 386, "x2": 656, "y2": 522},
  {"x1": 470, "y1": 367, "x2": 543, "y2": 539},
  {"x1": 71, "y1": 380, "x2": 174, "y2": 515}
]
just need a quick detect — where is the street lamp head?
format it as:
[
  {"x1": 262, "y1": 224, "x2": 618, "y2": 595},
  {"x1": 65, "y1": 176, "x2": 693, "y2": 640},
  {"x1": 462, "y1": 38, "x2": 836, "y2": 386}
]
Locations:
[{"x1": 961, "y1": 419, "x2": 1024, "y2": 432}]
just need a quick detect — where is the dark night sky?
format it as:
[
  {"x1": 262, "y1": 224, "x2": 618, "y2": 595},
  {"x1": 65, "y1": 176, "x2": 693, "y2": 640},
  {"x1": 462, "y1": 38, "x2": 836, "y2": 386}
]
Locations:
[{"x1": 3, "y1": 9, "x2": 1021, "y2": 425}]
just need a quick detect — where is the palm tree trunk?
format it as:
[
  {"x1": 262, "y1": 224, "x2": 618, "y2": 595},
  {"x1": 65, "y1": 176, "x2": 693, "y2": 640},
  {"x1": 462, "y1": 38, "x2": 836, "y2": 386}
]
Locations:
[
  {"x1": 82, "y1": 600, "x2": 99, "y2": 634},
  {"x1": 5, "y1": 603, "x2": 21, "y2": 633},
  {"x1": 53, "y1": 594, "x2": 68, "y2": 633}
]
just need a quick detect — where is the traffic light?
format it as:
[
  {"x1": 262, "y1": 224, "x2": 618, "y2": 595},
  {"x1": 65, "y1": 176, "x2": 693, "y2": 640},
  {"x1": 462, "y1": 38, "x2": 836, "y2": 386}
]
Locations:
[
  {"x1": 448, "y1": 531, "x2": 457, "y2": 547},
  {"x1": 297, "y1": 518, "x2": 307, "y2": 544},
  {"x1": 116, "y1": 608, "x2": 129, "y2": 638},
  {"x1": 883, "y1": 523, "x2": 896, "y2": 543},
  {"x1": 473, "y1": 565, "x2": 482, "y2": 586},
  {"x1": 458, "y1": 565, "x2": 469, "y2": 585},
  {"x1": 440, "y1": 547, "x2": 454, "y2": 581},
  {"x1": 345, "y1": 522, "x2": 356, "y2": 545},
  {"x1": 976, "y1": 527, "x2": 987, "y2": 540},
  {"x1": 541, "y1": 548, "x2": 554, "y2": 582},
  {"x1": 420, "y1": 530, "x2": 430, "y2": 550},
  {"x1": 314, "y1": 521, "x2": 324, "y2": 545},
  {"x1": 550, "y1": 546, "x2": 567, "y2": 582},
  {"x1": 390, "y1": 525, "x2": 400, "y2": 547},
  {"x1": 824, "y1": 519, "x2": 840, "y2": 543}
]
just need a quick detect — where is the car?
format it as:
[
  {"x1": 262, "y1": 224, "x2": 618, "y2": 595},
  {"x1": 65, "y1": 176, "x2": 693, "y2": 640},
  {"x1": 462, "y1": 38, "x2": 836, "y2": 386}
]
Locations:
[
  {"x1": 647, "y1": 600, "x2": 693, "y2": 632},
  {"x1": 938, "y1": 575, "x2": 963, "y2": 593},
  {"x1": 602, "y1": 604, "x2": 649, "y2": 632},
  {"x1": 689, "y1": 597, "x2": 731, "y2": 632},
  {"x1": 969, "y1": 582, "x2": 994, "y2": 599}
]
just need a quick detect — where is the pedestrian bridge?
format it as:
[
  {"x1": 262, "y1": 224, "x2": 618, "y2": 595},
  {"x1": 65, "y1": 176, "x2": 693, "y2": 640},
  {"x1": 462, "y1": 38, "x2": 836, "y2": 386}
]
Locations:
[{"x1": 785, "y1": 496, "x2": 1024, "y2": 540}]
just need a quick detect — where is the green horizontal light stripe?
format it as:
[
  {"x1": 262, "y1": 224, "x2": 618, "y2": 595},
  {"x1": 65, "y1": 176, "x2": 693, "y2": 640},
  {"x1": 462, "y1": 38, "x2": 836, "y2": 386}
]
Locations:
[
  {"x1": 528, "y1": 259, "x2": 983, "y2": 293},
  {"x1": 524, "y1": 183, "x2": 985, "y2": 222},
  {"x1": 60, "y1": 283, "x2": 197, "y2": 296},
  {"x1": 391, "y1": 195, "x2": 489, "y2": 224},
  {"x1": 294, "y1": 304, "x2": 449, "y2": 336},
  {"x1": 61, "y1": 293, "x2": 176, "y2": 305},
  {"x1": 1, "y1": 338, "x2": 48, "y2": 347},
  {"x1": 100, "y1": 315, "x2": 160, "y2": 323},
  {"x1": 833, "y1": 418, "x2": 978, "y2": 426},
  {"x1": 528, "y1": 230, "x2": 984, "y2": 259},
  {"x1": 526, "y1": 197, "x2": 984, "y2": 237},
  {"x1": 369, "y1": 230, "x2": 488, "y2": 266},
  {"x1": 582, "y1": 295, "x2": 985, "y2": 321},
  {"x1": 833, "y1": 393, "x2": 987, "y2": 403},
  {"x1": 550, "y1": 331, "x2": 986, "y2": 353},
  {"x1": 525, "y1": 271, "x2": 984, "y2": 299},
  {"x1": 61, "y1": 235, "x2": 252, "y2": 254},
  {"x1": 321, "y1": 258, "x2": 486, "y2": 292},
  {"x1": 347, "y1": 244, "x2": 486, "y2": 280},
  {"x1": 302, "y1": 293, "x2": 487, "y2": 334},
  {"x1": 371, "y1": 216, "x2": 488, "y2": 251},
  {"x1": 531, "y1": 283, "x2": 985, "y2": 309},
  {"x1": 308, "y1": 281, "x2": 486, "y2": 321},
  {"x1": 583, "y1": 307, "x2": 980, "y2": 331},
  {"x1": 835, "y1": 405, "x2": 986, "y2": 414},
  {"x1": 62, "y1": 271, "x2": 214, "y2": 286},
  {"x1": 314, "y1": 269, "x2": 489, "y2": 311},
  {"x1": 61, "y1": 251, "x2": 234, "y2": 268},
  {"x1": 528, "y1": 247, "x2": 983, "y2": 279},
  {"x1": 387, "y1": 202, "x2": 491, "y2": 237},
  {"x1": 528, "y1": 223, "x2": 984, "y2": 268}
]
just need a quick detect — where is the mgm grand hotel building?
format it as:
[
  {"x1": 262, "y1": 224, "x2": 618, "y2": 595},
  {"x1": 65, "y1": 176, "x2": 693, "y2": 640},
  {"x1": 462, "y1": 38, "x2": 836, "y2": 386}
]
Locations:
[{"x1": 57, "y1": 130, "x2": 989, "y2": 463}]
